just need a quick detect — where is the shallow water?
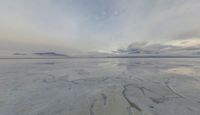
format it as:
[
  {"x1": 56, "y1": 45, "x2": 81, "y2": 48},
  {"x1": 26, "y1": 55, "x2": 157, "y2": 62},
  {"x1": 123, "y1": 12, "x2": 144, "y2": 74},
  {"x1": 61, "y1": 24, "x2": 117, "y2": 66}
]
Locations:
[{"x1": 0, "y1": 58, "x2": 200, "y2": 115}]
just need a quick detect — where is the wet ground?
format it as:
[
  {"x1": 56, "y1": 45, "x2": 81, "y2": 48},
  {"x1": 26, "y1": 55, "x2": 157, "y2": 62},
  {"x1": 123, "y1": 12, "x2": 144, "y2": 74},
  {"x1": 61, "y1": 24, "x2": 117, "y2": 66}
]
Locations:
[{"x1": 0, "y1": 58, "x2": 200, "y2": 115}]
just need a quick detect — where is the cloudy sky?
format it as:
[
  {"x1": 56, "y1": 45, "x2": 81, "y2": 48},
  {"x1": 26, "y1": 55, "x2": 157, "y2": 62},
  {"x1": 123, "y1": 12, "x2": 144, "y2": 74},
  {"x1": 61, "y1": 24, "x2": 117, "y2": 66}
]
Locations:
[{"x1": 0, "y1": 0, "x2": 200, "y2": 55}]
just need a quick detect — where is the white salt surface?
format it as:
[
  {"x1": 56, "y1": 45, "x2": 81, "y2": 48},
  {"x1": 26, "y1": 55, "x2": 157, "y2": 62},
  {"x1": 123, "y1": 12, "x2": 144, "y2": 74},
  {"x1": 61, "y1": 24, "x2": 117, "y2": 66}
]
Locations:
[{"x1": 0, "y1": 58, "x2": 200, "y2": 115}]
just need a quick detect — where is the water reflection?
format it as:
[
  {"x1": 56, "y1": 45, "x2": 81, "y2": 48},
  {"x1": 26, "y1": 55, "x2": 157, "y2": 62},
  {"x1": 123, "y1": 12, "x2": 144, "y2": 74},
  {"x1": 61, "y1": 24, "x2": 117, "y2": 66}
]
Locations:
[{"x1": 165, "y1": 67, "x2": 196, "y2": 76}]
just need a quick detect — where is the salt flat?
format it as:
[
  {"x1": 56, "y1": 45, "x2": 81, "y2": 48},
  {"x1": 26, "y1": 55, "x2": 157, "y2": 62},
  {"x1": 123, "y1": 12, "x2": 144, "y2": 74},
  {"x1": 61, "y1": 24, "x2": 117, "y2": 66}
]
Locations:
[{"x1": 0, "y1": 58, "x2": 200, "y2": 115}]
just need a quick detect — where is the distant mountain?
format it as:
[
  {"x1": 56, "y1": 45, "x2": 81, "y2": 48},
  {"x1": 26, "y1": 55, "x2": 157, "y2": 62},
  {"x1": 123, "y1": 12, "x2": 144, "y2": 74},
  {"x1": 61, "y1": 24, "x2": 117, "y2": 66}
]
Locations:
[
  {"x1": 33, "y1": 52, "x2": 68, "y2": 57},
  {"x1": 13, "y1": 53, "x2": 27, "y2": 56}
]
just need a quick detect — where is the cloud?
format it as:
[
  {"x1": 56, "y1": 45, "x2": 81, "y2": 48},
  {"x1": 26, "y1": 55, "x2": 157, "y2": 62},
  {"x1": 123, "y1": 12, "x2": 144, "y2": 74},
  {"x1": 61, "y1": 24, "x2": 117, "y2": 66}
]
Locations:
[
  {"x1": 116, "y1": 39, "x2": 200, "y2": 56},
  {"x1": 0, "y1": 0, "x2": 200, "y2": 53}
]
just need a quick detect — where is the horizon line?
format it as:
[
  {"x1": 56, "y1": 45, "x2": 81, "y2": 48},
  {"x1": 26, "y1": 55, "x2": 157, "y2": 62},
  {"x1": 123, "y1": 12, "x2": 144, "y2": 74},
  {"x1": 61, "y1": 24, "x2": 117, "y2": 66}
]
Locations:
[{"x1": 1, "y1": 56, "x2": 200, "y2": 59}]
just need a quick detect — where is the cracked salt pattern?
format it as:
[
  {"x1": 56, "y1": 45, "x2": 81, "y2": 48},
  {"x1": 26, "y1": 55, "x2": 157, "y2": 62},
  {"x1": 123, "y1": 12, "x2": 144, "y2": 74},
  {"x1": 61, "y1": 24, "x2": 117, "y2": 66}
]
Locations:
[{"x1": 0, "y1": 58, "x2": 200, "y2": 115}]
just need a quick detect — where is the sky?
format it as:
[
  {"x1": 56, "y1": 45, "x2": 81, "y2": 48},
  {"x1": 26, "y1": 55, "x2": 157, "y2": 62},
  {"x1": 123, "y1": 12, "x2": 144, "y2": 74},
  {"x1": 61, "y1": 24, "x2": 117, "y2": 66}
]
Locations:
[{"x1": 1, "y1": 0, "x2": 200, "y2": 55}]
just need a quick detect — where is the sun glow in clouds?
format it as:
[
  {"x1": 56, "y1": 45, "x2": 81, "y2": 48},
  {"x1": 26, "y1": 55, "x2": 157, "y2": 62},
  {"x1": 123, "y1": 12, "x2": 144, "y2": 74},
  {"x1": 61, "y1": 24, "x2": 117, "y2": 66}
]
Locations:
[{"x1": 168, "y1": 39, "x2": 200, "y2": 48}]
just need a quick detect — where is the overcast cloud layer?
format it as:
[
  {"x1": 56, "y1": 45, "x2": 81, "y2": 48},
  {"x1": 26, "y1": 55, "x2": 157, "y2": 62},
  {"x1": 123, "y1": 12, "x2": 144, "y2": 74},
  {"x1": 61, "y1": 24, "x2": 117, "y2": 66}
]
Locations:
[{"x1": 0, "y1": 0, "x2": 200, "y2": 55}]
